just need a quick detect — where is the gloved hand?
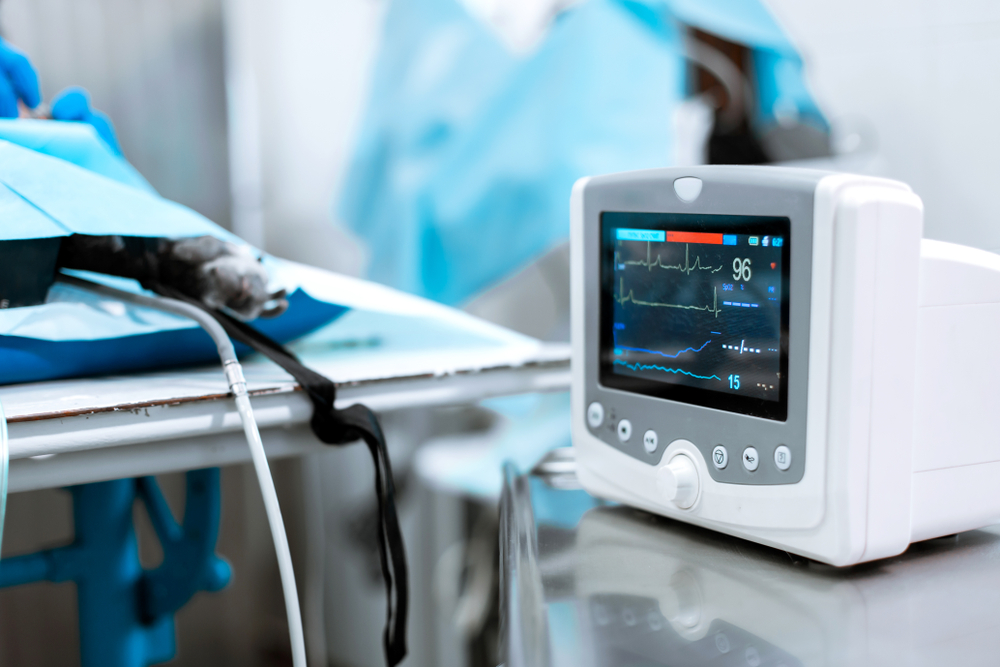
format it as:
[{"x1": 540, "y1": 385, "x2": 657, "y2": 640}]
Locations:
[
  {"x1": 0, "y1": 38, "x2": 41, "y2": 118},
  {"x1": 51, "y1": 86, "x2": 123, "y2": 155}
]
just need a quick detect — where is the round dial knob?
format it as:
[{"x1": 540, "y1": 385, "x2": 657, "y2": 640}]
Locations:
[{"x1": 656, "y1": 454, "x2": 700, "y2": 509}]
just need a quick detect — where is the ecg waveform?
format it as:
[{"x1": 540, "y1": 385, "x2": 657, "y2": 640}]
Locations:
[
  {"x1": 616, "y1": 242, "x2": 723, "y2": 275},
  {"x1": 615, "y1": 278, "x2": 722, "y2": 318},
  {"x1": 614, "y1": 333, "x2": 712, "y2": 360},
  {"x1": 613, "y1": 359, "x2": 722, "y2": 381}
]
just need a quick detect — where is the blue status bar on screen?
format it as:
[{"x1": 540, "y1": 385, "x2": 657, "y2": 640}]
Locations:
[
  {"x1": 723, "y1": 235, "x2": 737, "y2": 245},
  {"x1": 616, "y1": 229, "x2": 665, "y2": 242}
]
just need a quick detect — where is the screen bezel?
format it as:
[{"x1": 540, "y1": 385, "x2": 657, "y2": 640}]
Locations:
[{"x1": 598, "y1": 212, "x2": 791, "y2": 421}]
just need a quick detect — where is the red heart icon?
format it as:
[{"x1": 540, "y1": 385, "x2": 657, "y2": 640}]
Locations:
[{"x1": 770, "y1": 262, "x2": 776, "y2": 269}]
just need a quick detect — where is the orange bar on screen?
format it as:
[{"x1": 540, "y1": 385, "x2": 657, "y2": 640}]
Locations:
[{"x1": 665, "y1": 231, "x2": 724, "y2": 244}]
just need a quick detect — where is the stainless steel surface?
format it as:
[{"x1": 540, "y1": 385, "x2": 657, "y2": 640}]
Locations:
[
  {"x1": 0, "y1": 301, "x2": 570, "y2": 491},
  {"x1": 501, "y1": 465, "x2": 1000, "y2": 666},
  {"x1": 3, "y1": 357, "x2": 569, "y2": 493}
]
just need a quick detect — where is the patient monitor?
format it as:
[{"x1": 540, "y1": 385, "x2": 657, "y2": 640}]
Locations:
[{"x1": 570, "y1": 166, "x2": 1000, "y2": 566}]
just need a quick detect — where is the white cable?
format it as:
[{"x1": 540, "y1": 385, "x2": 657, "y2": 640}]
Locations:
[
  {"x1": 0, "y1": 395, "x2": 8, "y2": 562},
  {"x1": 59, "y1": 275, "x2": 306, "y2": 667}
]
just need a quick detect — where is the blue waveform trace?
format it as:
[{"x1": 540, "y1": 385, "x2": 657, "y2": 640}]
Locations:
[
  {"x1": 613, "y1": 359, "x2": 722, "y2": 381},
  {"x1": 613, "y1": 331, "x2": 712, "y2": 360}
]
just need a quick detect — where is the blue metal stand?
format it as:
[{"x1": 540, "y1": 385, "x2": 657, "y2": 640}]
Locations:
[{"x1": 0, "y1": 468, "x2": 231, "y2": 666}]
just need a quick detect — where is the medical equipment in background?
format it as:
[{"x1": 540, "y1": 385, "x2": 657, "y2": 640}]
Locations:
[{"x1": 571, "y1": 165, "x2": 1000, "y2": 566}]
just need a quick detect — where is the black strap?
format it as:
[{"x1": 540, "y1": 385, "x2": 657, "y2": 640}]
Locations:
[{"x1": 156, "y1": 286, "x2": 408, "y2": 666}]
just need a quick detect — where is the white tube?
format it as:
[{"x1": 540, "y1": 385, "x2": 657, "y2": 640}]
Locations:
[
  {"x1": 58, "y1": 275, "x2": 306, "y2": 667},
  {"x1": 232, "y1": 372, "x2": 308, "y2": 667}
]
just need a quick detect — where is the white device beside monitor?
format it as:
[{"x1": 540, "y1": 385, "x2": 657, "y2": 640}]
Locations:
[{"x1": 570, "y1": 165, "x2": 1000, "y2": 566}]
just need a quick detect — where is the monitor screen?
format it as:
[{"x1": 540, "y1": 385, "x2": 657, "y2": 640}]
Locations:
[{"x1": 599, "y1": 212, "x2": 790, "y2": 420}]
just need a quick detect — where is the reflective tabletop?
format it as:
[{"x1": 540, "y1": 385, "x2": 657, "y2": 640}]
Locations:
[{"x1": 499, "y1": 454, "x2": 1000, "y2": 667}]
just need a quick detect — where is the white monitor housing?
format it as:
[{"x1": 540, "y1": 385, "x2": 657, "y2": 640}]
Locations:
[{"x1": 570, "y1": 166, "x2": 1000, "y2": 566}]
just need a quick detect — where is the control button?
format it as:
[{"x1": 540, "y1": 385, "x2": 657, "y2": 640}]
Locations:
[
  {"x1": 617, "y1": 419, "x2": 632, "y2": 442},
  {"x1": 656, "y1": 454, "x2": 700, "y2": 509},
  {"x1": 586, "y1": 402, "x2": 604, "y2": 428},
  {"x1": 712, "y1": 445, "x2": 728, "y2": 469},
  {"x1": 742, "y1": 447, "x2": 759, "y2": 472},
  {"x1": 774, "y1": 445, "x2": 791, "y2": 471},
  {"x1": 643, "y1": 430, "x2": 658, "y2": 453}
]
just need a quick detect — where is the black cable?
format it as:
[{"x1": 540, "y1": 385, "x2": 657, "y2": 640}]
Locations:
[{"x1": 156, "y1": 285, "x2": 408, "y2": 667}]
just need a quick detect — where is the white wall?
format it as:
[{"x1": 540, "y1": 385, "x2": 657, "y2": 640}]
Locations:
[
  {"x1": 223, "y1": 0, "x2": 386, "y2": 274},
  {"x1": 1, "y1": 0, "x2": 232, "y2": 227},
  {"x1": 764, "y1": 0, "x2": 1000, "y2": 252}
]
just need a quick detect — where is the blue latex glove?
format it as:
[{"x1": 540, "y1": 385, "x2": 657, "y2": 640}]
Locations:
[
  {"x1": 51, "y1": 86, "x2": 123, "y2": 155},
  {"x1": 0, "y1": 38, "x2": 41, "y2": 118}
]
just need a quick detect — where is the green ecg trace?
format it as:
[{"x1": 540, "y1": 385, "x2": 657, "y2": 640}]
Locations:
[
  {"x1": 614, "y1": 277, "x2": 722, "y2": 318},
  {"x1": 616, "y1": 242, "x2": 723, "y2": 275},
  {"x1": 613, "y1": 359, "x2": 722, "y2": 381}
]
